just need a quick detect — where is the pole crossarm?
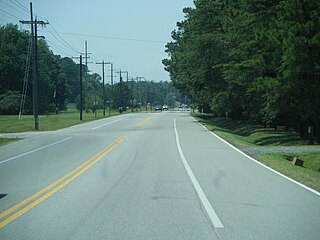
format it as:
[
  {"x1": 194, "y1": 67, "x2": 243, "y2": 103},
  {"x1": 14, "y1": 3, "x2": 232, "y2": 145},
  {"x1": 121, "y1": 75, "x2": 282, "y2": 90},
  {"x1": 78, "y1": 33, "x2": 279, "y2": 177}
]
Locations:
[{"x1": 20, "y1": 20, "x2": 49, "y2": 26}]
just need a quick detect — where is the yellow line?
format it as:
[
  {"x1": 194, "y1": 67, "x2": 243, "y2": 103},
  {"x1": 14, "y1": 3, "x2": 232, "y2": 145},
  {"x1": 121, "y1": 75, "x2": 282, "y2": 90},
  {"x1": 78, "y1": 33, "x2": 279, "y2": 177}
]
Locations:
[
  {"x1": 0, "y1": 136, "x2": 123, "y2": 220},
  {"x1": 0, "y1": 136, "x2": 127, "y2": 229},
  {"x1": 133, "y1": 114, "x2": 157, "y2": 128}
]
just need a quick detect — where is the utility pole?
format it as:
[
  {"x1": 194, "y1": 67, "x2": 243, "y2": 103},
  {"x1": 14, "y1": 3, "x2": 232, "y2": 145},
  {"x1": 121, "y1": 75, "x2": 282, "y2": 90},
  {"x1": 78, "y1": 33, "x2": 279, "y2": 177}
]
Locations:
[
  {"x1": 131, "y1": 77, "x2": 135, "y2": 112},
  {"x1": 97, "y1": 61, "x2": 113, "y2": 116},
  {"x1": 34, "y1": 17, "x2": 39, "y2": 128},
  {"x1": 96, "y1": 60, "x2": 108, "y2": 116},
  {"x1": 31, "y1": 4, "x2": 38, "y2": 130},
  {"x1": 107, "y1": 62, "x2": 113, "y2": 116},
  {"x1": 83, "y1": 41, "x2": 93, "y2": 74},
  {"x1": 119, "y1": 71, "x2": 123, "y2": 113},
  {"x1": 102, "y1": 61, "x2": 105, "y2": 116},
  {"x1": 72, "y1": 55, "x2": 84, "y2": 120},
  {"x1": 82, "y1": 40, "x2": 92, "y2": 109},
  {"x1": 110, "y1": 63, "x2": 113, "y2": 90},
  {"x1": 110, "y1": 63, "x2": 113, "y2": 114},
  {"x1": 85, "y1": 41, "x2": 88, "y2": 71},
  {"x1": 20, "y1": 2, "x2": 48, "y2": 130},
  {"x1": 137, "y1": 77, "x2": 145, "y2": 111},
  {"x1": 122, "y1": 71, "x2": 128, "y2": 110},
  {"x1": 115, "y1": 70, "x2": 123, "y2": 113},
  {"x1": 80, "y1": 55, "x2": 83, "y2": 120}
]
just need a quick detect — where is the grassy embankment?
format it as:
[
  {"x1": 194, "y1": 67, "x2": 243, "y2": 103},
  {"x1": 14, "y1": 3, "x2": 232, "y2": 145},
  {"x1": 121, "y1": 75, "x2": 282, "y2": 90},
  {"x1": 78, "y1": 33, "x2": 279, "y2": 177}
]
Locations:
[
  {"x1": 194, "y1": 115, "x2": 320, "y2": 192},
  {"x1": 0, "y1": 109, "x2": 127, "y2": 145}
]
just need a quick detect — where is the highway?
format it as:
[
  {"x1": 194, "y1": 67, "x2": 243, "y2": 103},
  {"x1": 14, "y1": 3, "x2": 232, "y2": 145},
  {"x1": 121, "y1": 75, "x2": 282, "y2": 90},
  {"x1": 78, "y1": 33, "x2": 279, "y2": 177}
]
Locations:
[{"x1": 0, "y1": 111, "x2": 319, "y2": 239}]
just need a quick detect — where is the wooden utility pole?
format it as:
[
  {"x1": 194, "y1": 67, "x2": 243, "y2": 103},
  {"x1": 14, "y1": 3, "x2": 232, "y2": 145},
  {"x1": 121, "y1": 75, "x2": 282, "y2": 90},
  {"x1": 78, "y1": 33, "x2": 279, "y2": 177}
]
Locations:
[
  {"x1": 34, "y1": 17, "x2": 39, "y2": 129},
  {"x1": 115, "y1": 70, "x2": 123, "y2": 113},
  {"x1": 20, "y1": 3, "x2": 48, "y2": 130},
  {"x1": 96, "y1": 60, "x2": 106, "y2": 116},
  {"x1": 110, "y1": 63, "x2": 113, "y2": 114},
  {"x1": 131, "y1": 77, "x2": 134, "y2": 112},
  {"x1": 72, "y1": 55, "x2": 84, "y2": 120},
  {"x1": 80, "y1": 55, "x2": 83, "y2": 120}
]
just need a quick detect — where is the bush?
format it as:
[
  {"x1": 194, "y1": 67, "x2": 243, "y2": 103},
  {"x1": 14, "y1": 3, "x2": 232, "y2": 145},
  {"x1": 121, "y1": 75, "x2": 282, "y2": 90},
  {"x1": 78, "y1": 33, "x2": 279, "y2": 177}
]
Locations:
[{"x1": 0, "y1": 91, "x2": 21, "y2": 114}]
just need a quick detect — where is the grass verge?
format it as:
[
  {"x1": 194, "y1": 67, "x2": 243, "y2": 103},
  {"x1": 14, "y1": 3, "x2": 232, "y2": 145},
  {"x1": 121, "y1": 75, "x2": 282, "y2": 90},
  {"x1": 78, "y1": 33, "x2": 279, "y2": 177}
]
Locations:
[
  {"x1": 257, "y1": 153, "x2": 320, "y2": 192},
  {"x1": 193, "y1": 114, "x2": 320, "y2": 192},
  {"x1": 194, "y1": 115, "x2": 315, "y2": 147},
  {"x1": 0, "y1": 109, "x2": 126, "y2": 133},
  {"x1": 0, "y1": 138, "x2": 23, "y2": 146}
]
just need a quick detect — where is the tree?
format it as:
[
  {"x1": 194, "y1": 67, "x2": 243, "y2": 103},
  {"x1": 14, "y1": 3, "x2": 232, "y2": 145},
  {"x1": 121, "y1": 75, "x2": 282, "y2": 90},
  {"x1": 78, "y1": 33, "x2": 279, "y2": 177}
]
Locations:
[
  {"x1": 276, "y1": 0, "x2": 320, "y2": 140},
  {"x1": 163, "y1": 0, "x2": 320, "y2": 142}
]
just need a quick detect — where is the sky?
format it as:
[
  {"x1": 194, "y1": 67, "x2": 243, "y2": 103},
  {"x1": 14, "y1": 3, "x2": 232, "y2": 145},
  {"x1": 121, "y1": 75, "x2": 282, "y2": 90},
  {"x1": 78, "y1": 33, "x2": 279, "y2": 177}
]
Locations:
[{"x1": 0, "y1": 0, "x2": 195, "y2": 82}]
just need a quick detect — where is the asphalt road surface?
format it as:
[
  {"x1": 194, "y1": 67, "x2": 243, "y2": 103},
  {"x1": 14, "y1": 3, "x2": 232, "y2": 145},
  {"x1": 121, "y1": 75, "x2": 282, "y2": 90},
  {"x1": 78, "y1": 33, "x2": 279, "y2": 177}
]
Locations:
[{"x1": 1, "y1": 111, "x2": 319, "y2": 239}]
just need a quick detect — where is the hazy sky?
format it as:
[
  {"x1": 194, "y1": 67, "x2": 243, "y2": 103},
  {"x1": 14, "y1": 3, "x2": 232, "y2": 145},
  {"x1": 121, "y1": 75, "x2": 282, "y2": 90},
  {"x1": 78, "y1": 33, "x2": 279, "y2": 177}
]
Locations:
[{"x1": 0, "y1": 0, "x2": 195, "y2": 82}]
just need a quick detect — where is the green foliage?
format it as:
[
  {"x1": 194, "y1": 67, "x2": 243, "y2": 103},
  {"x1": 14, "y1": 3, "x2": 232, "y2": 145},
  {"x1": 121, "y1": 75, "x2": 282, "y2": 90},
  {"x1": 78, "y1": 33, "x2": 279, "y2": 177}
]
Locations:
[
  {"x1": 163, "y1": 0, "x2": 320, "y2": 140},
  {"x1": 0, "y1": 24, "x2": 29, "y2": 95},
  {"x1": 0, "y1": 91, "x2": 21, "y2": 114},
  {"x1": 60, "y1": 57, "x2": 80, "y2": 102},
  {"x1": 111, "y1": 80, "x2": 183, "y2": 110},
  {"x1": 0, "y1": 24, "x2": 71, "y2": 114}
]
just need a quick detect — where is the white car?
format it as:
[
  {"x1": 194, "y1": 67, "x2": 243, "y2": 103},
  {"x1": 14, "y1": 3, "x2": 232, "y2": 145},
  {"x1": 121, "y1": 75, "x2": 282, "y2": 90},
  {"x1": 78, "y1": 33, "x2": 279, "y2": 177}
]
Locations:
[{"x1": 162, "y1": 105, "x2": 169, "y2": 110}]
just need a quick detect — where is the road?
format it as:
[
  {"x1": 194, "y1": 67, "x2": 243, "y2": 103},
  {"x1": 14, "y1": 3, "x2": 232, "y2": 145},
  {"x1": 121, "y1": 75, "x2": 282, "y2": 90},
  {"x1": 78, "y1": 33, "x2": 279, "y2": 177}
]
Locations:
[{"x1": 0, "y1": 111, "x2": 320, "y2": 239}]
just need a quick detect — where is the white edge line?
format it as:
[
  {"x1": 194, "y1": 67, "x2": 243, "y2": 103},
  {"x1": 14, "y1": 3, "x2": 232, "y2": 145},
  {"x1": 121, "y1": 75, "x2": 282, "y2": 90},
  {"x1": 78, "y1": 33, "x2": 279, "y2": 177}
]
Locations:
[
  {"x1": 0, "y1": 137, "x2": 72, "y2": 165},
  {"x1": 192, "y1": 117, "x2": 320, "y2": 197},
  {"x1": 174, "y1": 118, "x2": 224, "y2": 228},
  {"x1": 91, "y1": 119, "x2": 122, "y2": 130}
]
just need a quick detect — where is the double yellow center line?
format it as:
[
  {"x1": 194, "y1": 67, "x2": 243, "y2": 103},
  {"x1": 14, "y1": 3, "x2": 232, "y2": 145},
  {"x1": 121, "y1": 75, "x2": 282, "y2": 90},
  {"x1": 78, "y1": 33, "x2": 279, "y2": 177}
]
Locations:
[
  {"x1": 133, "y1": 114, "x2": 157, "y2": 128},
  {"x1": 0, "y1": 135, "x2": 127, "y2": 229}
]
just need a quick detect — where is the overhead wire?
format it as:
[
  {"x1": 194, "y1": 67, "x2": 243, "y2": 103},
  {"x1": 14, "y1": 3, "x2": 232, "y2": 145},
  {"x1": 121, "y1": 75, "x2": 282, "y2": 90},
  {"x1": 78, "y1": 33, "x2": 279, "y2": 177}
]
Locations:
[
  {"x1": 1, "y1": 2, "x2": 116, "y2": 76},
  {"x1": 55, "y1": 31, "x2": 167, "y2": 44},
  {"x1": 44, "y1": 26, "x2": 81, "y2": 55},
  {"x1": 0, "y1": 16, "x2": 10, "y2": 24},
  {"x1": 48, "y1": 25, "x2": 82, "y2": 54},
  {"x1": 19, "y1": 4, "x2": 83, "y2": 56},
  {"x1": 46, "y1": 39, "x2": 74, "y2": 57},
  {"x1": 11, "y1": 0, "x2": 30, "y2": 12},
  {"x1": 2, "y1": 0, "x2": 29, "y2": 18},
  {"x1": 0, "y1": 9, "x2": 21, "y2": 21}
]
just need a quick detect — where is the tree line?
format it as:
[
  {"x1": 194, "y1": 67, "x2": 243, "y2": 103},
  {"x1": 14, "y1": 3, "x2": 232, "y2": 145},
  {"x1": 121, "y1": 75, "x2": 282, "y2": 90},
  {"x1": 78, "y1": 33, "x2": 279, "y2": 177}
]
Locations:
[
  {"x1": 163, "y1": 0, "x2": 320, "y2": 142},
  {"x1": 0, "y1": 24, "x2": 182, "y2": 116}
]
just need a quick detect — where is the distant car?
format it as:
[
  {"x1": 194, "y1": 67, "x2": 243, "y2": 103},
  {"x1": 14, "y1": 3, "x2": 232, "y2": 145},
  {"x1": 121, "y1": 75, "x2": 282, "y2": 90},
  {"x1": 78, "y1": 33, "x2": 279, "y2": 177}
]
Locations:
[
  {"x1": 155, "y1": 105, "x2": 162, "y2": 111},
  {"x1": 162, "y1": 105, "x2": 168, "y2": 110}
]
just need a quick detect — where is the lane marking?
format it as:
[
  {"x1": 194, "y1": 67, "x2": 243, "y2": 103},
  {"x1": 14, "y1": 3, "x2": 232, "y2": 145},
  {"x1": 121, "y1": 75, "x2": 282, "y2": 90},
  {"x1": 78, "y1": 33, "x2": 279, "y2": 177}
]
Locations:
[
  {"x1": 0, "y1": 136, "x2": 127, "y2": 228},
  {"x1": 133, "y1": 114, "x2": 156, "y2": 128},
  {"x1": 174, "y1": 118, "x2": 224, "y2": 228},
  {"x1": 193, "y1": 117, "x2": 320, "y2": 197},
  {"x1": 0, "y1": 136, "x2": 122, "y2": 220},
  {"x1": 91, "y1": 119, "x2": 122, "y2": 130},
  {"x1": 0, "y1": 137, "x2": 72, "y2": 165}
]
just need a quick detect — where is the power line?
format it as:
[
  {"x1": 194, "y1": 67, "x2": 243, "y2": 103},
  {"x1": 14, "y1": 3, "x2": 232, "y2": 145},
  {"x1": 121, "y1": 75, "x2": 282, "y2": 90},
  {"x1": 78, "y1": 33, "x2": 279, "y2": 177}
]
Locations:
[
  {"x1": 45, "y1": 27, "x2": 72, "y2": 50},
  {"x1": 32, "y1": 3, "x2": 86, "y2": 45},
  {"x1": 53, "y1": 31, "x2": 167, "y2": 44},
  {"x1": 48, "y1": 25, "x2": 82, "y2": 53},
  {"x1": 0, "y1": 9, "x2": 21, "y2": 21},
  {"x1": 2, "y1": 0, "x2": 29, "y2": 18},
  {"x1": 45, "y1": 26, "x2": 81, "y2": 55},
  {"x1": 11, "y1": 0, "x2": 30, "y2": 12},
  {"x1": 46, "y1": 39, "x2": 74, "y2": 57},
  {"x1": 0, "y1": 16, "x2": 10, "y2": 24}
]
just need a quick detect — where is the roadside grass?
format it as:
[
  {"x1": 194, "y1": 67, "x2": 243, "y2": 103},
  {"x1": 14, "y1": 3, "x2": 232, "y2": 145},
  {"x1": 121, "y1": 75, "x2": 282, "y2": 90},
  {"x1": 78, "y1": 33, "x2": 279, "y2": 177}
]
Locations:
[
  {"x1": 0, "y1": 138, "x2": 23, "y2": 146},
  {"x1": 257, "y1": 153, "x2": 320, "y2": 192},
  {"x1": 193, "y1": 114, "x2": 320, "y2": 191},
  {"x1": 0, "y1": 109, "x2": 125, "y2": 133},
  {"x1": 194, "y1": 115, "x2": 312, "y2": 147}
]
